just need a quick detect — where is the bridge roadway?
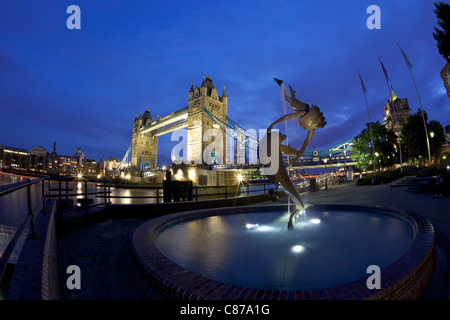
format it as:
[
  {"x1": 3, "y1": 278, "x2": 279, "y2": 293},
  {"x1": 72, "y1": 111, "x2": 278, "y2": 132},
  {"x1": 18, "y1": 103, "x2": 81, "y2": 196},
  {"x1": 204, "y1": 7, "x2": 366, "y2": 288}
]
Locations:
[
  {"x1": 140, "y1": 107, "x2": 188, "y2": 136},
  {"x1": 211, "y1": 155, "x2": 355, "y2": 171}
]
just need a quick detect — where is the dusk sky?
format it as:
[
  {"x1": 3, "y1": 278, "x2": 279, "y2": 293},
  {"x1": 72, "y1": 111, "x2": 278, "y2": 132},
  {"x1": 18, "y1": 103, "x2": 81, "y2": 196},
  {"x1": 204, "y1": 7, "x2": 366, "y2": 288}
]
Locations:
[{"x1": 1, "y1": 1, "x2": 449, "y2": 166}]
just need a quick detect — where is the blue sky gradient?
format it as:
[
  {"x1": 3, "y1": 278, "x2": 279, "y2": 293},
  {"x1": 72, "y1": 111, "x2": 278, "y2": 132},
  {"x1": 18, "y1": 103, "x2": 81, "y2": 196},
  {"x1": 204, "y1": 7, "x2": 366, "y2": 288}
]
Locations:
[{"x1": 1, "y1": 1, "x2": 448, "y2": 165}]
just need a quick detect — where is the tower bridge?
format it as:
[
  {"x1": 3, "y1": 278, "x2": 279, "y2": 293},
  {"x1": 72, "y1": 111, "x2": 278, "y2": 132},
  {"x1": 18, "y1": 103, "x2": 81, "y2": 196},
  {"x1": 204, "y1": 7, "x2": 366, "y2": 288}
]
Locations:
[
  {"x1": 130, "y1": 75, "x2": 228, "y2": 171},
  {"x1": 123, "y1": 75, "x2": 375, "y2": 183}
]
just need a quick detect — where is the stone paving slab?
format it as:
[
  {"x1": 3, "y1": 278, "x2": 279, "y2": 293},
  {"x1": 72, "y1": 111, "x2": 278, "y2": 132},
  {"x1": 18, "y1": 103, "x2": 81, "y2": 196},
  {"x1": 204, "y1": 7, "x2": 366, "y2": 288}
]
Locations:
[{"x1": 58, "y1": 218, "x2": 162, "y2": 300}]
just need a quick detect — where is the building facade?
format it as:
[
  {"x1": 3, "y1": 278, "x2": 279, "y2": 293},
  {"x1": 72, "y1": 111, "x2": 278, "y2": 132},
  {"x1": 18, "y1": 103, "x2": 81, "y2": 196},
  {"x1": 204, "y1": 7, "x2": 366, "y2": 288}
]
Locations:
[
  {"x1": 131, "y1": 109, "x2": 159, "y2": 170},
  {"x1": 187, "y1": 75, "x2": 228, "y2": 164},
  {"x1": 382, "y1": 96, "x2": 411, "y2": 135},
  {"x1": 2, "y1": 146, "x2": 30, "y2": 171},
  {"x1": 0, "y1": 144, "x2": 3, "y2": 168},
  {"x1": 0, "y1": 141, "x2": 100, "y2": 177},
  {"x1": 29, "y1": 146, "x2": 48, "y2": 173}
]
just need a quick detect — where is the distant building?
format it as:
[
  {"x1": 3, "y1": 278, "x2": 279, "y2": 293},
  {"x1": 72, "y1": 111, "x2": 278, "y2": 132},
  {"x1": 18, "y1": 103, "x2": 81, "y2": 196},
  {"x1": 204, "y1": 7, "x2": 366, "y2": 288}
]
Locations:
[
  {"x1": 82, "y1": 158, "x2": 99, "y2": 176},
  {"x1": 58, "y1": 154, "x2": 80, "y2": 175},
  {"x1": 48, "y1": 142, "x2": 59, "y2": 175},
  {"x1": 47, "y1": 142, "x2": 98, "y2": 176},
  {"x1": 0, "y1": 144, "x2": 3, "y2": 168},
  {"x1": 75, "y1": 147, "x2": 84, "y2": 165},
  {"x1": 104, "y1": 157, "x2": 120, "y2": 175},
  {"x1": 2, "y1": 146, "x2": 30, "y2": 171},
  {"x1": 382, "y1": 95, "x2": 411, "y2": 135},
  {"x1": 30, "y1": 146, "x2": 48, "y2": 173}
]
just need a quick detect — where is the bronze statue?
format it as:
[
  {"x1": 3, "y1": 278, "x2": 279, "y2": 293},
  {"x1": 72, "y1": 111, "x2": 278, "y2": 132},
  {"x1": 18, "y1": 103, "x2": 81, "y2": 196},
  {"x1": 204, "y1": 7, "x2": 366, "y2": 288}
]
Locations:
[{"x1": 261, "y1": 79, "x2": 326, "y2": 229}]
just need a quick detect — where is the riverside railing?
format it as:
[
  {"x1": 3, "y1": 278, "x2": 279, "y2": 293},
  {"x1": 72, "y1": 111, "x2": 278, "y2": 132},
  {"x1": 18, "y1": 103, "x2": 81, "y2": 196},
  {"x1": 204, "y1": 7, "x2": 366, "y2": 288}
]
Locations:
[
  {"x1": 0, "y1": 176, "x2": 112, "y2": 286},
  {"x1": 44, "y1": 178, "x2": 112, "y2": 224},
  {"x1": 95, "y1": 181, "x2": 277, "y2": 203},
  {"x1": 0, "y1": 177, "x2": 47, "y2": 285}
]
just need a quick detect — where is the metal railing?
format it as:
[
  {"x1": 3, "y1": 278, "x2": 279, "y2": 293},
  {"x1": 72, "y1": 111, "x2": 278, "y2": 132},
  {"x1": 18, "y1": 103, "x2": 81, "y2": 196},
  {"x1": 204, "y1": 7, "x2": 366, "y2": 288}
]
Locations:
[
  {"x1": 0, "y1": 177, "x2": 47, "y2": 285},
  {"x1": 44, "y1": 178, "x2": 111, "y2": 224},
  {"x1": 96, "y1": 181, "x2": 276, "y2": 203}
]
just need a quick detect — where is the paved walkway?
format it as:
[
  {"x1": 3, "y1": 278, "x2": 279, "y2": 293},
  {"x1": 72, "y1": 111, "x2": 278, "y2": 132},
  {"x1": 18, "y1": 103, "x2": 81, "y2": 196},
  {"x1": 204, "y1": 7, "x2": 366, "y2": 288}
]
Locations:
[{"x1": 58, "y1": 181, "x2": 450, "y2": 300}]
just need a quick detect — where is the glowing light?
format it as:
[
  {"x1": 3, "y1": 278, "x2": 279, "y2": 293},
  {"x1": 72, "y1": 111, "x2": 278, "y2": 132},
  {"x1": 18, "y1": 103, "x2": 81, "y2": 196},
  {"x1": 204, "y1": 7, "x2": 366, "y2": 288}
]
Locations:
[
  {"x1": 256, "y1": 225, "x2": 275, "y2": 232},
  {"x1": 188, "y1": 169, "x2": 195, "y2": 180},
  {"x1": 292, "y1": 245, "x2": 304, "y2": 253},
  {"x1": 125, "y1": 174, "x2": 131, "y2": 180},
  {"x1": 77, "y1": 182, "x2": 82, "y2": 189},
  {"x1": 310, "y1": 219, "x2": 321, "y2": 224},
  {"x1": 237, "y1": 173, "x2": 244, "y2": 182},
  {"x1": 162, "y1": 166, "x2": 166, "y2": 170},
  {"x1": 77, "y1": 173, "x2": 83, "y2": 179},
  {"x1": 97, "y1": 174, "x2": 102, "y2": 179},
  {"x1": 245, "y1": 223, "x2": 259, "y2": 230}
]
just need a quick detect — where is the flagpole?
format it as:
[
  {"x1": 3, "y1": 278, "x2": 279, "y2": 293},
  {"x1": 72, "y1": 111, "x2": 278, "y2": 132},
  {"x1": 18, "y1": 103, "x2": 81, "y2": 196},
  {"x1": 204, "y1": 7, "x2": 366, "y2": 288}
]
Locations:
[
  {"x1": 397, "y1": 41, "x2": 432, "y2": 166},
  {"x1": 378, "y1": 56, "x2": 403, "y2": 172},
  {"x1": 358, "y1": 71, "x2": 377, "y2": 179}
]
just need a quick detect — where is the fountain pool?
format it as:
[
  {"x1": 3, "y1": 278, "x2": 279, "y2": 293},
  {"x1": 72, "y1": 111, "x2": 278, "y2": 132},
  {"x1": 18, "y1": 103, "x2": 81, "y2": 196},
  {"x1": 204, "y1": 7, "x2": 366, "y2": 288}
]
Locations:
[{"x1": 132, "y1": 204, "x2": 435, "y2": 300}]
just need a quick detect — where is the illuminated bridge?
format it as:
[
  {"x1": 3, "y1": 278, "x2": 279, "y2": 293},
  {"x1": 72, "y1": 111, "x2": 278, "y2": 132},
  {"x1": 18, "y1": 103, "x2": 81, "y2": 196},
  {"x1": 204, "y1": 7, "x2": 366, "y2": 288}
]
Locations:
[{"x1": 118, "y1": 76, "x2": 391, "y2": 172}]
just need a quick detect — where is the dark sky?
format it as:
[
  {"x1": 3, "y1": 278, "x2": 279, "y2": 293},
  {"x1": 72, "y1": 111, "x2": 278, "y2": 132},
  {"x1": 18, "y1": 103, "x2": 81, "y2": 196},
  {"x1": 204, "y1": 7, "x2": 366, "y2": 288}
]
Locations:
[{"x1": 1, "y1": 1, "x2": 448, "y2": 165}]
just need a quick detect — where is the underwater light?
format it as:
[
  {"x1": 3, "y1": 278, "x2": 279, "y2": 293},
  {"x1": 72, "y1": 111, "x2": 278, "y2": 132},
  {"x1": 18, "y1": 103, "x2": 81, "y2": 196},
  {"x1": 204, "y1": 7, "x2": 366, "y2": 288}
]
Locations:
[
  {"x1": 292, "y1": 245, "x2": 305, "y2": 253},
  {"x1": 245, "y1": 223, "x2": 259, "y2": 230}
]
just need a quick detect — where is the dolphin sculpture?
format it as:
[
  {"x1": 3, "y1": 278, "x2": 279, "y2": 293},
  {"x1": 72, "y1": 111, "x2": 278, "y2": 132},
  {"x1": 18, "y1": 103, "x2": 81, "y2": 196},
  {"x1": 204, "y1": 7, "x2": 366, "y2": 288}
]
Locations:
[{"x1": 259, "y1": 79, "x2": 326, "y2": 229}]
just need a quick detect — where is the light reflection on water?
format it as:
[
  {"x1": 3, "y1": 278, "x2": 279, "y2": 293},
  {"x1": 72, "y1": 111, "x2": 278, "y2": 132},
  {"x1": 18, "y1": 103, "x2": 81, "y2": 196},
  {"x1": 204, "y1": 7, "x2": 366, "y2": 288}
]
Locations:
[{"x1": 155, "y1": 210, "x2": 416, "y2": 291}]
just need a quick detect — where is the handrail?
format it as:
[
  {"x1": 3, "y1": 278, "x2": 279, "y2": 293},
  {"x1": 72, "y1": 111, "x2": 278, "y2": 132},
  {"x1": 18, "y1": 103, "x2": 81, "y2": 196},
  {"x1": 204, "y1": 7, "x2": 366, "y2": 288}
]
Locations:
[
  {"x1": 0, "y1": 176, "x2": 48, "y2": 285},
  {"x1": 0, "y1": 177, "x2": 46, "y2": 197}
]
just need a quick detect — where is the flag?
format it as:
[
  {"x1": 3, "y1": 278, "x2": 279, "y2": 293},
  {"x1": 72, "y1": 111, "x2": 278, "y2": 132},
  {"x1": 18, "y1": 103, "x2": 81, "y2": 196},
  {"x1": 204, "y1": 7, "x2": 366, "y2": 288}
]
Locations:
[
  {"x1": 378, "y1": 56, "x2": 390, "y2": 84},
  {"x1": 358, "y1": 71, "x2": 366, "y2": 94},
  {"x1": 397, "y1": 42, "x2": 413, "y2": 69},
  {"x1": 390, "y1": 85, "x2": 398, "y2": 101}
]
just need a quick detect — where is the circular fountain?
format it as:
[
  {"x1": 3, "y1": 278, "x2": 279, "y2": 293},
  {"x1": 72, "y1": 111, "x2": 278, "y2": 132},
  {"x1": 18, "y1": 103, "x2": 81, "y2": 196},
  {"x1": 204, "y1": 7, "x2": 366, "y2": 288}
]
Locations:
[{"x1": 132, "y1": 203, "x2": 435, "y2": 300}]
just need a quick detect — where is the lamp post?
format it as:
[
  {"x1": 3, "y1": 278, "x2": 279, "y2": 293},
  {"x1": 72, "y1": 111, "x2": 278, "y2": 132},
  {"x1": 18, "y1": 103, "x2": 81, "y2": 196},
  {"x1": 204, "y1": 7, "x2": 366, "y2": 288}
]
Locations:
[
  {"x1": 430, "y1": 132, "x2": 435, "y2": 165},
  {"x1": 323, "y1": 158, "x2": 328, "y2": 190}
]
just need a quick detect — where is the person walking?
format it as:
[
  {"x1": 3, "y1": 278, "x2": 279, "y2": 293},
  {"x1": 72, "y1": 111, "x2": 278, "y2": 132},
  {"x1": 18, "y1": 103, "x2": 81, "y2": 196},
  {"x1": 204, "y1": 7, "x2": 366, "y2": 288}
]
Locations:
[{"x1": 435, "y1": 174, "x2": 444, "y2": 198}]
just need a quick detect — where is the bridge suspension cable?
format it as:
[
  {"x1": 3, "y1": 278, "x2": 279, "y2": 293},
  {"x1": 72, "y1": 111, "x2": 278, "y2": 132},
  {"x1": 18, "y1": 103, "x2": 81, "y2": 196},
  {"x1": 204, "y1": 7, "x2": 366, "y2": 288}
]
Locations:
[
  {"x1": 119, "y1": 143, "x2": 132, "y2": 169},
  {"x1": 205, "y1": 107, "x2": 392, "y2": 159}
]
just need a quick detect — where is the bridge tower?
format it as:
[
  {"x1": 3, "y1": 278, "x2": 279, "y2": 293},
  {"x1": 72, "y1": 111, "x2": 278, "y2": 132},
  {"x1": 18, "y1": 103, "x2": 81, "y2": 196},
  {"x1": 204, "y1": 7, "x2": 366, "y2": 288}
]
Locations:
[
  {"x1": 187, "y1": 75, "x2": 228, "y2": 164},
  {"x1": 131, "y1": 109, "x2": 158, "y2": 169}
]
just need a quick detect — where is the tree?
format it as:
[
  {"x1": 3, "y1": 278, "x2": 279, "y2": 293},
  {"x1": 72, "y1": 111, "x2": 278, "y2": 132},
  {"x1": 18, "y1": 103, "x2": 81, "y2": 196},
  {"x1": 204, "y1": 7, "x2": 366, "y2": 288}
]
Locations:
[
  {"x1": 428, "y1": 119, "x2": 447, "y2": 162},
  {"x1": 433, "y1": 1, "x2": 450, "y2": 61},
  {"x1": 400, "y1": 110, "x2": 446, "y2": 164},
  {"x1": 351, "y1": 121, "x2": 398, "y2": 171}
]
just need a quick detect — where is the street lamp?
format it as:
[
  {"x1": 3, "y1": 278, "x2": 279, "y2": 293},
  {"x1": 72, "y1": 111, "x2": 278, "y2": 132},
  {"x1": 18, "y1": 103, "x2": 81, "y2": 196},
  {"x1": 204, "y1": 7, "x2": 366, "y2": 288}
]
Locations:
[
  {"x1": 430, "y1": 132, "x2": 435, "y2": 165},
  {"x1": 323, "y1": 158, "x2": 328, "y2": 190}
]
